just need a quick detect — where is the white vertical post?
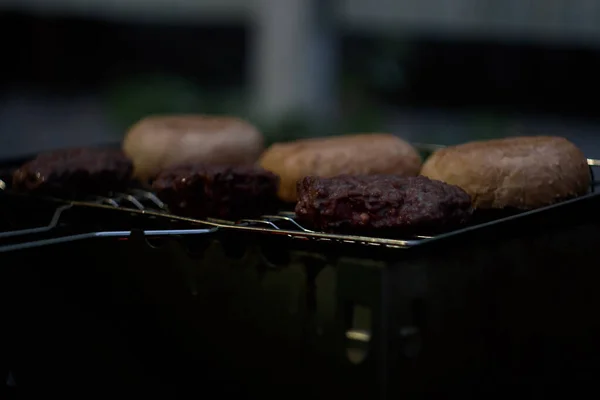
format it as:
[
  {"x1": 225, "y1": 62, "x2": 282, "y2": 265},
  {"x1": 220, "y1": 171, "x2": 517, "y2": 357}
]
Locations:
[{"x1": 249, "y1": 0, "x2": 337, "y2": 126}]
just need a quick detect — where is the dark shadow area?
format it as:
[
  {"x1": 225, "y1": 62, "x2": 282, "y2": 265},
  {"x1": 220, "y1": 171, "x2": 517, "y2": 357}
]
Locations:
[
  {"x1": 342, "y1": 33, "x2": 600, "y2": 121},
  {"x1": 0, "y1": 11, "x2": 247, "y2": 94}
]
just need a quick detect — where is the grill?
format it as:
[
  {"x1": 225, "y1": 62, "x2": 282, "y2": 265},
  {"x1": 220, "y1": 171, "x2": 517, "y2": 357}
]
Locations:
[
  {"x1": 2, "y1": 163, "x2": 599, "y2": 252},
  {"x1": 2, "y1": 146, "x2": 600, "y2": 398},
  {"x1": 0, "y1": 190, "x2": 426, "y2": 252}
]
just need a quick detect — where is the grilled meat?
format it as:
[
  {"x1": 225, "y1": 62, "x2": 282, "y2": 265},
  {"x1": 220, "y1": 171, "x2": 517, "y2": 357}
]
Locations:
[
  {"x1": 152, "y1": 164, "x2": 280, "y2": 220},
  {"x1": 12, "y1": 147, "x2": 134, "y2": 197},
  {"x1": 295, "y1": 175, "x2": 473, "y2": 234}
]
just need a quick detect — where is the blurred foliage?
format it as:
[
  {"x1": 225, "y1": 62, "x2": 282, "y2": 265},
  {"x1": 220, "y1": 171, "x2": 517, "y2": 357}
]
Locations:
[
  {"x1": 339, "y1": 73, "x2": 385, "y2": 134},
  {"x1": 103, "y1": 74, "x2": 205, "y2": 132},
  {"x1": 369, "y1": 38, "x2": 409, "y2": 93},
  {"x1": 255, "y1": 113, "x2": 317, "y2": 147},
  {"x1": 468, "y1": 113, "x2": 512, "y2": 139},
  {"x1": 255, "y1": 103, "x2": 386, "y2": 147},
  {"x1": 101, "y1": 72, "x2": 516, "y2": 148},
  {"x1": 102, "y1": 62, "x2": 512, "y2": 147},
  {"x1": 101, "y1": 34, "x2": 403, "y2": 143},
  {"x1": 103, "y1": 72, "x2": 389, "y2": 146}
]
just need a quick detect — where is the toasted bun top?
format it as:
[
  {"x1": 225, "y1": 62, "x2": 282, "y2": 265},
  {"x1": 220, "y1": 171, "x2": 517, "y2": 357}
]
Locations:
[
  {"x1": 122, "y1": 115, "x2": 264, "y2": 181},
  {"x1": 420, "y1": 136, "x2": 591, "y2": 209},
  {"x1": 258, "y1": 133, "x2": 422, "y2": 202}
]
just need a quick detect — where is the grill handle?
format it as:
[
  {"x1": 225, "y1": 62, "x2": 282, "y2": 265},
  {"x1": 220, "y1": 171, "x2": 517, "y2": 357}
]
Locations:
[{"x1": 588, "y1": 159, "x2": 600, "y2": 189}]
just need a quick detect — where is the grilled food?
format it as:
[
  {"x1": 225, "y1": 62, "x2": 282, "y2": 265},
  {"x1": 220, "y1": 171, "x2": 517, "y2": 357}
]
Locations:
[
  {"x1": 123, "y1": 115, "x2": 265, "y2": 181},
  {"x1": 259, "y1": 133, "x2": 422, "y2": 203},
  {"x1": 420, "y1": 136, "x2": 591, "y2": 210},
  {"x1": 12, "y1": 147, "x2": 133, "y2": 197},
  {"x1": 295, "y1": 175, "x2": 472, "y2": 234},
  {"x1": 152, "y1": 164, "x2": 279, "y2": 221}
]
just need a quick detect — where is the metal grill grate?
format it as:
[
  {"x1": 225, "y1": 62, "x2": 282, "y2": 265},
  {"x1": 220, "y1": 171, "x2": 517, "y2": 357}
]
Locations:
[
  {"x1": 0, "y1": 150, "x2": 598, "y2": 252},
  {"x1": 78, "y1": 192, "x2": 428, "y2": 249}
]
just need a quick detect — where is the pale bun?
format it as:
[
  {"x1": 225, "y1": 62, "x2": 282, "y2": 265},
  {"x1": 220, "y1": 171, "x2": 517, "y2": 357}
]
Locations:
[
  {"x1": 122, "y1": 115, "x2": 264, "y2": 181},
  {"x1": 420, "y1": 136, "x2": 590, "y2": 210},
  {"x1": 258, "y1": 133, "x2": 422, "y2": 203}
]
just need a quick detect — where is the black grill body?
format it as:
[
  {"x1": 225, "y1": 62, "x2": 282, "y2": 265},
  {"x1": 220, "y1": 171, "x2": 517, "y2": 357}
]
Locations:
[
  {"x1": 1, "y1": 145, "x2": 600, "y2": 399},
  {"x1": 1, "y1": 192, "x2": 600, "y2": 399}
]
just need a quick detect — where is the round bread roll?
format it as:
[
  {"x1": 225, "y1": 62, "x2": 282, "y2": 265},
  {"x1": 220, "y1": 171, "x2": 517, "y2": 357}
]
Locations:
[
  {"x1": 420, "y1": 136, "x2": 591, "y2": 210},
  {"x1": 258, "y1": 133, "x2": 422, "y2": 203},
  {"x1": 122, "y1": 115, "x2": 264, "y2": 181}
]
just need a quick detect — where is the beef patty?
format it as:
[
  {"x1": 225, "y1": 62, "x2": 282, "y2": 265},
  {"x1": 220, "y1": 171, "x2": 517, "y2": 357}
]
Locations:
[
  {"x1": 152, "y1": 164, "x2": 280, "y2": 221},
  {"x1": 12, "y1": 147, "x2": 134, "y2": 197},
  {"x1": 295, "y1": 175, "x2": 472, "y2": 235}
]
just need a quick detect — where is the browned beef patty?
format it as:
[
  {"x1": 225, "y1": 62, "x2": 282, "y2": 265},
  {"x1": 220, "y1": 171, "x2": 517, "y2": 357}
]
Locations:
[
  {"x1": 152, "y1": 164, "x2": 280, "y2": 220},
  {"x1": 12, "y1": 147, "x2": 134, "y2": 197},
  {"x1": 295, "y1": 175, "x2": 473, "y2": 234}
]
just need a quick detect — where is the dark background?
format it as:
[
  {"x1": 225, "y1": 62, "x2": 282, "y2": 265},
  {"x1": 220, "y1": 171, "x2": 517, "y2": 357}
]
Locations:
[{"x1": 0, "y1": 5, "x2": 599, "y2": 157}]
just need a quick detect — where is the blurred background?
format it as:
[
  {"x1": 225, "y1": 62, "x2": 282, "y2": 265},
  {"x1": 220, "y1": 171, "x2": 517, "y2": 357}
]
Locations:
[{"x1": 0, "y1": 0, "x2": 599, "y2": 159}]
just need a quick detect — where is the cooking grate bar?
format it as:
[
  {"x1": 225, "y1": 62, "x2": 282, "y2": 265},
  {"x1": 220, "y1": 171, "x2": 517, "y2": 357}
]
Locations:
[
  {"x1": 73, "y1": 190, "x2": 423, "y2": 248},
  {"x1": 44, "y1": 189, "x2": 416, "y2": 248},
  {"x1": 92, "y1": 190, "x2": 166, "y2": 211},
  {"x1": 82, "y1": 191, "x2": 426, "y2": 248},
  {"x1": 263, "y1": 214, "x2": 318, "y2": 232},
  {"x1": 0, "y1": 204, "x2": 72, "y2": 238},
  {"x1": 238, "y1": 214, "x2": 317, "y2": 233},
  {"x1": 129, "y1": 189, "x2": 166, "y2": 209}
]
